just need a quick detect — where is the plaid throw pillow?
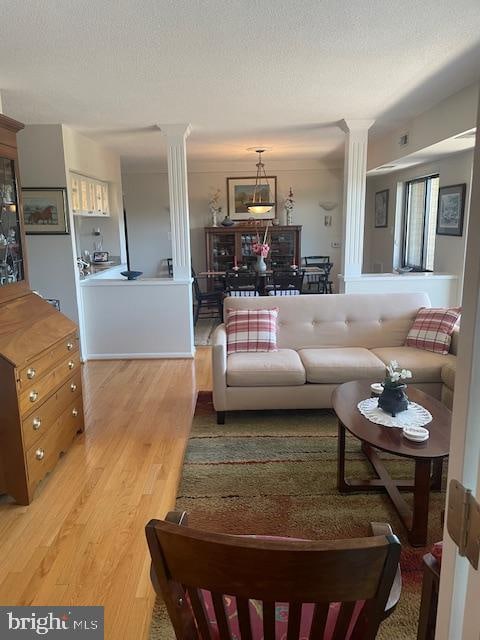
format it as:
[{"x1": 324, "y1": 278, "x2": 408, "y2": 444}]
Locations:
[
  {"x1": 226, "y1": 308, "x2": 278, "y2": 355},
  {"x1": 406, "y1": 307, "x2": 461, "y2": 354}
]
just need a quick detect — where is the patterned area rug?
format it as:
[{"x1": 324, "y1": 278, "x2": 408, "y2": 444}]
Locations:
[
  {"x1": 149, "y1": 392, "x2": 446, "y2": 640},
  {"x1": 194, "y1": 318, "x2": 220, "y2": 346}
]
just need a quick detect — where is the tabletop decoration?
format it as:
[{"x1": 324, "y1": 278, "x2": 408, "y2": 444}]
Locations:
[
  {"x1": 378, "y1": 360, "x2": 412, "y2": 416},
  {"x1": 284, "y1": 187, "x2": 295, "y2": 225},
  {"x1": 252, "y1": 224, "x2": 270, "y2": 272},
  {"x1": 208, "y1": 188, "x2": 222, "y2": 226},
  {"x1": 357, "y1": 397, "x2": 432, "y2": 428}
]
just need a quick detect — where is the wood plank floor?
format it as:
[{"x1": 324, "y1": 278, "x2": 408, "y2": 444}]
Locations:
[{"x1": 0, "y1": 347, "x2": 212, "y2": 639}]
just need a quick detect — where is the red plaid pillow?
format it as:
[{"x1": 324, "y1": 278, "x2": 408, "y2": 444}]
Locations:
[
  {"x1": 406, "y1": 307, "x2": 461, "y2": 354},
  {"x1": 226, "y1": 308, "x2": 278, "y2": 355}
]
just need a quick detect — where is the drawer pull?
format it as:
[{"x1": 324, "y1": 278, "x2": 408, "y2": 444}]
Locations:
[
  {"x1": 35, "y1": 448, "x2": 45, "y2": 461},
  {"x1": 29, "y1": 390, "x2": 39, "y2": 403},
  {"x1": 67, "y1": 342, "x2": 74, "y2": 351},
  {"x1": 27, "y1": 368, "x2": 36, "y2": 379},
  {"x1": 70, "y1": 383, "x2": 77, "y2": 392},
  {"x1": 72, "y1": 408, "x2": 79, "y2": 417},
  {"x1": 32, "y1": 417, "x2": 42, "y2": 431},
  {"x1": 68, "y1": 361, "x2": 75, "y2": 370}
]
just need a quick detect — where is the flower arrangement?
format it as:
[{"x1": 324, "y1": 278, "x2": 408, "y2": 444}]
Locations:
[
  {"x1": 284, "y1": 187, "x2": 295, "y2": 225},
  {"x1": 384, "y1": 360, "x2": 412, "y2": 387},
  {"x1": 252, "y1": 223, "x2": 270, "y2": 258},
  {"x1": 252, "y1": 241, "x2": 270, "y2": 258},
  {"x1": 208, "y1": 188, "x2": 222, "y2": 226}
]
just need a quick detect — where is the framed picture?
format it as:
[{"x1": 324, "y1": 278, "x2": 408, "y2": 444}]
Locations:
[
  {"x1": 436, "y1": 183, "x2": 466, "y2": 236},
  {"x1": 22, "y1": 188, "x2": 69, "y2": 235},
  {"x1": 374, "y1": 189, "x2": 389, "y2": 228},
  {"x1": 227, "y1": 176, "x2": 277, "y2": 220}
]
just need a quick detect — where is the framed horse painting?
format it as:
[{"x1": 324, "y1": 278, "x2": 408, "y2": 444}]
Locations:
[{"x1": 22, "y1": 188, "x2": 69, "y2": 235}]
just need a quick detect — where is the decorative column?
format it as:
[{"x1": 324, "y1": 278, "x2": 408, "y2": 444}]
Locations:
[
  {"x1": 160, "y1": 123, "x2": 192, "y2": 281},
  {"x1": 340, "y1": 119, "x2": 375, "y2": 283}
]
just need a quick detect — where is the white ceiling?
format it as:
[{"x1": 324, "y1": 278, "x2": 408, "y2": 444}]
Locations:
[{"x1": 1, "y1": 0, "x2": 480, "y2": 168}]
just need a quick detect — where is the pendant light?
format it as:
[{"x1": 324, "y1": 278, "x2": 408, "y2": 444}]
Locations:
[{"x1": 245, "y1": 149, "x2": 275, "y2": 215}]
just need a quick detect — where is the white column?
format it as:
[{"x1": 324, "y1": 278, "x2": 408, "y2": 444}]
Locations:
[
  {"x1": 160, "y1": 123, "x2": 192, "y2": 281},
  {"x1": 340, "y1": 119, "x2": 375, "y2": 283}
]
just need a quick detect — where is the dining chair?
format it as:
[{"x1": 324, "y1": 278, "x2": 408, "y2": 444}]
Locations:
[
  {"x1": 225, "y1": 270, "x2": 260, "y2": 297},
  {"x1": 191, "y1": 267, "x2": 224, "y2": 326},
  {"x1": 303, "y1": 256, "x2": 330, "y2": 292},
  {"x1": 146, "y1": 511, "x2": 402, "y2": 640},
  {"x1": 268, "y1": 270, "x2": 305, "y2": 296}
]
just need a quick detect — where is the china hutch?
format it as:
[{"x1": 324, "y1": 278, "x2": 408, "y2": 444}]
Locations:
[
  {"x1": 205, "y1": 224, "x2": 302, "y2": 272},
  {"x1": 0, "y1": 114, "x2": 84, "y2": 505}
]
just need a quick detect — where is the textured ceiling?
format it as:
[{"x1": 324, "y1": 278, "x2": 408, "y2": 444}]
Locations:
[{"x1": 1, "y1": 0, "x2": 480, "y2": 167}]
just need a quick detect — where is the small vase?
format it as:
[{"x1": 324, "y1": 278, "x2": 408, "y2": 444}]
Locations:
[
  {"x1": 378, "y1": 384, "x2": 409, "y2": 417},
  {"x1": 286, "y1": 209, "x2": 293, "y2": 225},
  {"x1": 221, "y1": 215, "x2": 234, "y2": 227},
  {"x1": 211, "y1": 211, "x2": 218, "y2": 227},
  {"x1": 255, "y1": 255, "x2": 267, "y2": 273}
]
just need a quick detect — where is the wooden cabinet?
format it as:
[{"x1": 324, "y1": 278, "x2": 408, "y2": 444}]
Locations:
[
  {"x1": 0, "y1": 114, "x2": 84, "y2": 505},
  {"x1": 0, "y1": 292, "x2": 84, "y2": 504},
  {"x1": 71, "y1": 172, "x2": 110, "y2": 217},
  {"x1": 205, "y1": 225, "x2": 302, "y2": 272}
]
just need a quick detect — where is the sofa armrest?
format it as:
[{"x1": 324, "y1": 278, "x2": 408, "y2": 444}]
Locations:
[
  {"x1": 212, "y1": 324, "x2": 227, "y2": 411},
  {"x1": 450, "y1": 325, "x2": 460, "y2": 355}
]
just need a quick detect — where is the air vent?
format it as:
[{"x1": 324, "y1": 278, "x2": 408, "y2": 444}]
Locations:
[{"x1": 399, "y1": 133, "x2": 409, "y2": 147}]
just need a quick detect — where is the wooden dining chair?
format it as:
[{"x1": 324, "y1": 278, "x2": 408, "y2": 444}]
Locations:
[
  {"x1": 302, "y1": 256, "x2": 330, "y2": 292},
  {"x1": 146, "y1": 511, "x2": 401, "y2": 640},
  {"x1": 191, "y1": 267, "x2": 224, "y2": 326},
  {"x1": 224, "y1": 270, "x2": 260, "y2": 297},
  {"x1": 268, "y1": 270, "x2": 305, "y2": 296}
]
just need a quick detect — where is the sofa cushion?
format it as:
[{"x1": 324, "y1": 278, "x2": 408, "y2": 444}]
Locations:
[
  {"x1": 226, "y1": 308, "x2": 278, "y2": 355},
  {"x1": 441, "y1": 362, "x2": 456, "y2": 390},
  {"x1": 372, "y1": 346, "x2": 456, "y2": 383},
  {"x1": 298, "y1": 348, "x2": 385, "y2": 384},
  {"x1": 227, "y1": 349, "x2": 306, "y2": 387},
  {"x1": 405, "y1": 307, "x2": 461, "y2": 355}
]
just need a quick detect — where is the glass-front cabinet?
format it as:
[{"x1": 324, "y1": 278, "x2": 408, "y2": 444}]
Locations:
[
  {"x1": 205, "y1": 225, "x2": 302, "y2": 272},
  {"x1": 0, "y1": 156, "x2": 24, "y2": 286}
]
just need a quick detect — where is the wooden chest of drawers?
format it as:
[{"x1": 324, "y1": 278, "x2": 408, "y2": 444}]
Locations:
[{"x1": 0, "y1": 293, "x2": 84, "y2": 504}]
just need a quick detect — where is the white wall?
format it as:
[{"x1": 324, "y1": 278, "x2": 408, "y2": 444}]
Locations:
[
  {"x1": 62, "y1": 126, "x2": 126, "y2": 262},
  {"x1": 18, "y1": 125, "x2": 79, "y2": 321},
  {"x1": 368, "y1": 83, "x2": 479, "y2": 170},
  {"x1": 121, "y1": 172, "x2": 171, "y2": 276},
  {"x1": 123, "y1": 162, "x2": 344, "y2": 284},
  {"x1": 364, "y1": 150, "x2": 474, "y2": 295}
]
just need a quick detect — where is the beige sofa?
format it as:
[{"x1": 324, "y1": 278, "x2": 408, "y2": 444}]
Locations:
[{"x1": 212, "y1": 292, "x2": 457, "y2": 423}]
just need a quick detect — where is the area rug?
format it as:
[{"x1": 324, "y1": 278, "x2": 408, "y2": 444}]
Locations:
[
  {"x1": 149, "y1": 392, "x2": 446, "y2": 640},
  {"x1": 194, "y1": 318, "x2": 221, "y2": 346}
]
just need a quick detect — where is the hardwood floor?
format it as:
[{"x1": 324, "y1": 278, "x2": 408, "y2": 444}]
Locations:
[{"x1": 0, "y1": 349, "x2": 212, "y2": 639}]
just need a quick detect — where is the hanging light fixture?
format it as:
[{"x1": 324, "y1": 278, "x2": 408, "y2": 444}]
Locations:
[{"x1": 245, "y1": 149, "x2": 275, "y2": 215}]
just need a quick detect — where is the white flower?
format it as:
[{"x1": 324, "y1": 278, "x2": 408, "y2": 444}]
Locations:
[
  {"x1": 400, "y1": 368, "x2": 412, "y2": 379},
  {"x1": 390, "y1": 360, "x2": 399, "y2": 370},
  {"x1": 391, "y1": 371, "x2": 401, "y2": 382}
]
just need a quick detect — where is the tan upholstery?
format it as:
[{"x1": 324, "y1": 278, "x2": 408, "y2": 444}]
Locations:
[
  {"x1": 299, "y1": 348, "x2": 385, "y2": 384},
  {"x1": 442, "y1": 385, "x2": 454, "y2": 410},
  {"x1": 441, "y1": 362, "x2": 456, "y2": 390},
  {"x1": 224, "y1": 292, "x2": 430, "y2": 350},
  {"x1": 371, "y1": 346, "x2": 455, "y2": 383},
  {"x1": 227, "y1": 349, "x2": 306, "y2": 387},
  {"x1": 212, "y1": 293, "x2": 456, "y2": 414}
]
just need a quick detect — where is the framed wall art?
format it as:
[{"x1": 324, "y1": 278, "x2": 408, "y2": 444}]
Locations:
[
  {"x1": 227, "y1": 176, "x2": 277, "y2": 220},
  {"x1": 22, "y1": 188, "x2": 69, "y2": 235},
  {"x1": 374, "y1": 189, "x2": 389, "y2": 228},
  {"x1": 436, "y1": 183, "x2": 466, "y2": 237}
]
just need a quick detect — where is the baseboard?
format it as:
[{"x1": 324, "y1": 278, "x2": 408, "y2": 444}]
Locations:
[{"x1": 85, "y1": 351, "x2": 195, "y2": 360}]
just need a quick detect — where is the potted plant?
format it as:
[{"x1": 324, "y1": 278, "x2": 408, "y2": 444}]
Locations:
[{"x1": 378, "y1": 360, "x2": 412, "y2": 417}]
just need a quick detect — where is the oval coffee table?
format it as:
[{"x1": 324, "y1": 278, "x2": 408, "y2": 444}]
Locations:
[{"x1": 332, "y1": 380, "x2": 451, "y2": 546}]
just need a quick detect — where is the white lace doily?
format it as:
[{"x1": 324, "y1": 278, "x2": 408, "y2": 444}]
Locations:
[{"x1": 357, "y1": 397, "x2": 433, "y2": 428}]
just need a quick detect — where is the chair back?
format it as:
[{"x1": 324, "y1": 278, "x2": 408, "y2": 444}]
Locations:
[
  {"x1": 167, "y1": 258, "x2": 173, "y2": 277},
  {"x1": 191, "y1": 267, "x2": 202, "y2": 301},
  {"x1": 303, "y1": 255, "x2": 330, "y2": 266},
  {"x1": 270, "y1": 270, "x2": 305, "y2": 296},
  {"x1": 146, "y1": 516, "x2": 401, "y2": 640},
  {"x1": 225, "y1": 270, "x2": 259, "y2": 297}
]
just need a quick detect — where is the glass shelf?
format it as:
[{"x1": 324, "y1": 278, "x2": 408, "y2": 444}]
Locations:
[{"x1": 0, "y1": 157, "x2": 24, "y2": 286}]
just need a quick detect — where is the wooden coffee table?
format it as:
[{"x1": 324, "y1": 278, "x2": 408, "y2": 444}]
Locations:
[{"x1": 332, "y1": 380, "x2": 451, "y2": 547}]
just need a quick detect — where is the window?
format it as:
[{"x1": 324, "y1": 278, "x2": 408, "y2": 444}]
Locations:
[{"x1": 402, "y1": 175, "x2": 439, "y2": 271}]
